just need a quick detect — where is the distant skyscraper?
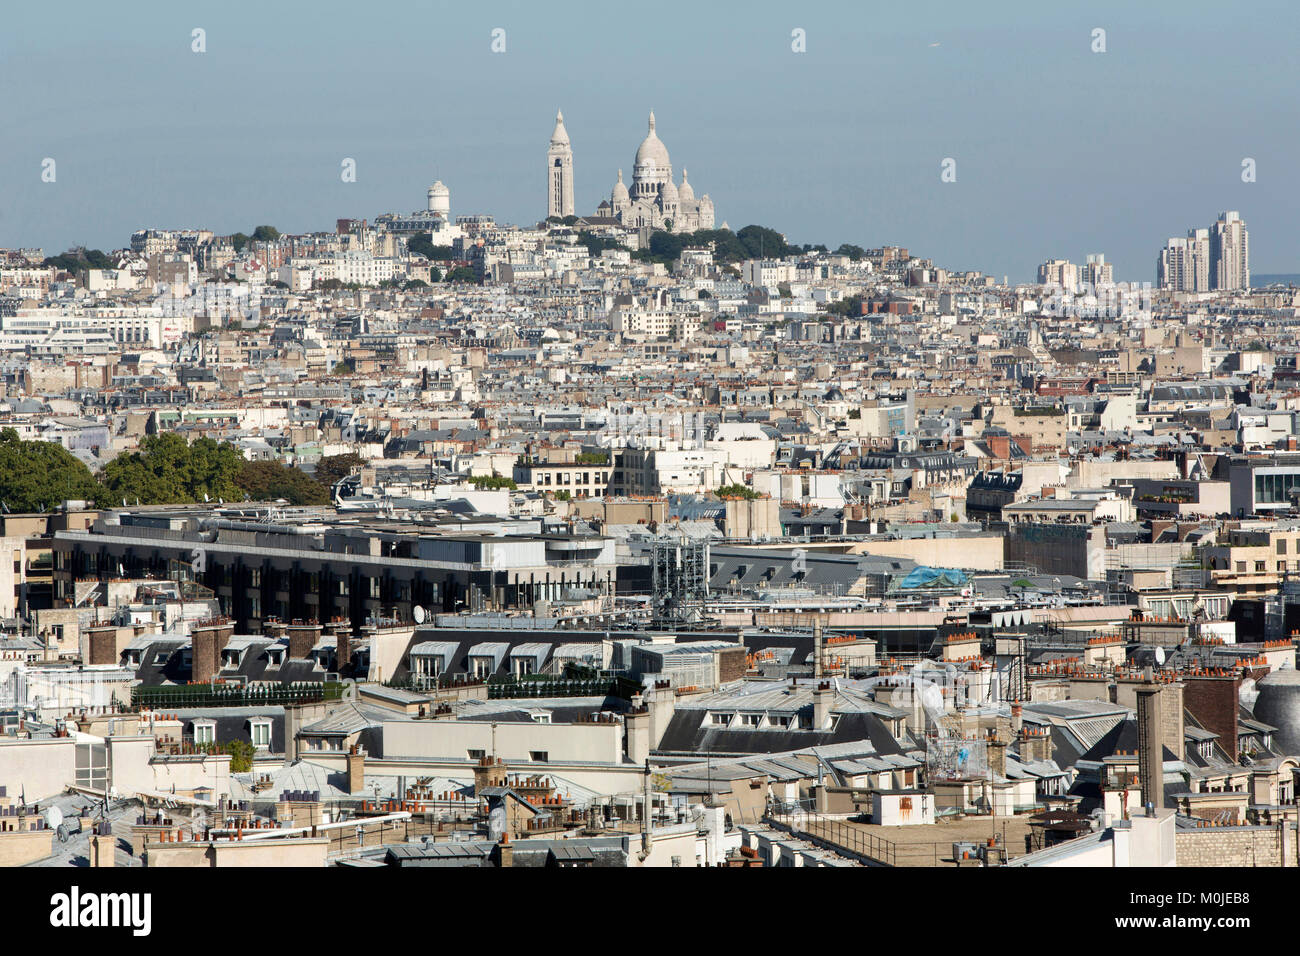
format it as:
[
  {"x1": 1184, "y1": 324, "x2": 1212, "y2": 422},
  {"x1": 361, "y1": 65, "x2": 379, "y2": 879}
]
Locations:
[
  {"x1": 1037, "y1": 258, "x2": 1078, "y2": 291},
  {"x1": 1082, "y1": 253, "x2": 1113, "y2": 286},
  {"x1": 1158, "y1": 213, "x2": 1247, "y2": 292},
  {"x1": 1210, "y1": 210, "x2": 1249, "y2": 291},
  {"x1": 547, "y1": 110, "x2": 575, "y2": 219},
  {"x1": 1158, "y1": 228, "x2": 1210, "y2": 292}
]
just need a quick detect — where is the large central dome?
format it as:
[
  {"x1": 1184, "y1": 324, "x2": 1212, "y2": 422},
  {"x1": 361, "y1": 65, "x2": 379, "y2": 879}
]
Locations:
[{"x1": 633, "y1": 111, "x2": 671, "y2": 173}]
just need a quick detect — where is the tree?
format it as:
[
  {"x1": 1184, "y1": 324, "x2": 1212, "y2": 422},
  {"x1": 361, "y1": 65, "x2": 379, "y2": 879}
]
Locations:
[
  {"x1": 43, "y1": 248, "x2": 114, "y2": 274},
  {"x1": 407, "y1": 235, "x2": 455, "y2": 260},
  {"x1": 201, "y1": 739, "x2": 255, "y2": 772},
  {"x1": 468, "y1": 475, "x2": 517, "y2": 489},
  {"x1": 315, "y1": 278, "x2": 343, "y2": 291},
  {"x1": 230, "y1": 233, "x2": 251, "y2": 253},
  {"x1": 0, "y1": 431, "x2": 106, "y2": 512},
  {"x1": 444, "y1": 266, "x2": 479, "y2": 284},
  {"x1": 576, "y1": 232, "x2": 627, "y2": 257},
  {"x1": 100, "y1": 433, "x2": 244, "y2": 505},
  {"x1": 332, "y1": 360, "x2": 354, "y2": 375},
  {"x1": 403, "y1": 279, "x2": 429, "y2": 290},
  {"x1": 714, "y1": 483, "x2": 759, "y2": 500},
  {"x1": 234, "y1": 460, "x2": 330, "y2": 506},
  {"x1": 251, "y1": 225, "x2": 280, "y2": 242},
  {"x1": 575, "y1": 452, "x2": 609, "y2": 464},
  {"x1": 314, "y1": 453, "x2": 365, "y2": 491},
  {"x1": 835, "y1": 243, "x2": 866, "y2": 261}
]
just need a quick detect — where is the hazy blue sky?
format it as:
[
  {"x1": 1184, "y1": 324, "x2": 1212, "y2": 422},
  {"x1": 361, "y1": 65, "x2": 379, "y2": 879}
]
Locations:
[{"x1": 3, "y1": 0, "x2": 1298, "y2": 283}]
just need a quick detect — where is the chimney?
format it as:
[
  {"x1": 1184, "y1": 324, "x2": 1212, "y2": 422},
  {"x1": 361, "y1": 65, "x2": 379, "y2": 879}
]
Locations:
[
  {"x1": 987, "y1": 728, "x2": 1007, "y2": 779},
  {"x1": 497, "y1": 832, "x2": 514, "y2": 868},
  {"x1": 646, "y1": 680, "x2": 676, "y2": 746},
  {"x1": 625, "y1": 699, "x2": 651, "y2": 765},
  {"x1": 326, "y1": 618, "x2": 354, "y2": 676},
  {"x1": 287, "y1": 619, "x2": 323, "y2": 660},
  {"x1": 473, "y1": 755, "x2": 507, "y2": 796},
  {"x1": 263, "y1": 617, "x2": 287, "y2": 641},
  {"x1": 1135, "y1": 674, "x2": 1166, "y2": 810},
  {"x1": 346, "y1": 744, "x2": 366, "y2": 795},
  {"x1": 90, "y1": 822, "x2": 115, "y2": 867},
  {"x1": 86, "y1": 624, "x2": 119, "y2": 666},
  {"x1": 190, "y1": 620, "x2": 222, "y2": 683},
  {"x1": 813, "y1": 681, "x2": 834, "y2": 731}
]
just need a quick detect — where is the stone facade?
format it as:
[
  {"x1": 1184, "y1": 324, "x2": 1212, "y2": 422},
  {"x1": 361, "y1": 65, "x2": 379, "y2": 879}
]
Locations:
[
  {"x1": 593, "y1": 112, "x2": 716, "y2": 234},
  {"x1": 1175, "y1": 825, "x2": 1294, "y2": 867}
]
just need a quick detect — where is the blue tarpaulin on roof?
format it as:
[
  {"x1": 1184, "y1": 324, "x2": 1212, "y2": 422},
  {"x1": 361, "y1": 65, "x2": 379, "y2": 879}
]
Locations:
[{"x1": 898, "y1": 566, "x2": 969, "y2": 589}]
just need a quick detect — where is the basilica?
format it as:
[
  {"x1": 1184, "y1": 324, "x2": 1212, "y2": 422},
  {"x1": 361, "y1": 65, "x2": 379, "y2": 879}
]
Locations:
[{"x1": 548, "y1": 110, "x2": 716, "y2": 235}]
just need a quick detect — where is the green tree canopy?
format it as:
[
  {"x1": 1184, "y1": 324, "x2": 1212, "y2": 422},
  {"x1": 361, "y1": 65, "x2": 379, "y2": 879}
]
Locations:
[
  {"x1": 251, "y1": 225, "x2": 280, "y2": 242},
  {"x1": 0, "y1": 430, "x2": 105, "y2": 512},
  {"x1": 444, "y1": 266, "x2": 479, "y2": 284},
  {"x1": 314, "y1": 453, "x2": 365, "y2": 491},
  {"x1": 100, "y1": 433, "x2": 244, "y2": 505},
  {"x1": 234, "y1": 460, "x2": 330, "y2": 506},
  {"x1": 43, "y1": 248, "x2": 114, "y2": 274},
  {"x1": 714, "y1": 483, "x2": 759, "y2": 500},
  {"x1": 469, "y1": 475, "x2": 517, "y2": 489},
  {"x1": 407, "y1": 235, "x2": 455, "y2": 260}
]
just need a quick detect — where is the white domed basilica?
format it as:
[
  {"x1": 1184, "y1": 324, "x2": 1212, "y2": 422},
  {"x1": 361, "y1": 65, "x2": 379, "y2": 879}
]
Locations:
[{"x1": 595, "y1": 112, "x2": 715, "y2": 234}]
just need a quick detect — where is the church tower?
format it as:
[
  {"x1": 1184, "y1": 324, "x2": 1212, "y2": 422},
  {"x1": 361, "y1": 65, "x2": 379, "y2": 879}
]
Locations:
[{"x1": 547, "y1": 110, "x2": 574, "y2": 218}]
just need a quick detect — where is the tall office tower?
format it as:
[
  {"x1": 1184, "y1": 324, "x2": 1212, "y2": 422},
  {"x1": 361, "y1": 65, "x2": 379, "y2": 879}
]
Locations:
[
  {"x1": 1157, "y1": 229, "x2": 1210, "y2": 291},
  {"x1": 1210, "y1": 210, "x2": 1249, "y2": 291},
  {"x1": 1037, "y1": 258, "x2": 1078, "y2": 291},
  {"x1": 547, "y1": 109, "x2": 575, "y2": 219},
  {"x1": 1082, "y1": 253, "x2": 1113, "y2": 286}
]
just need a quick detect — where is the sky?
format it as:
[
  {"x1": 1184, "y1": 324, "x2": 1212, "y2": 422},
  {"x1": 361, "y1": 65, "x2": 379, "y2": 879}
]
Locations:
[{"x1": 2, "y1": 0, "x2": 1298, "y2": 284}]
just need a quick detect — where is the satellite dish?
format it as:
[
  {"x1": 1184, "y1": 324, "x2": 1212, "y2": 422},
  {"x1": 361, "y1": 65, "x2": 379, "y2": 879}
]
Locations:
[
  {"x1": 45, "y1": 806, "x2": 63, "y2": 830},
  {"x1": 413, "y1": 605, "x2": 426, "y2": 625},
  {"x1": 1155, "y1": 646, "x2": 1166, "y2": 666}
]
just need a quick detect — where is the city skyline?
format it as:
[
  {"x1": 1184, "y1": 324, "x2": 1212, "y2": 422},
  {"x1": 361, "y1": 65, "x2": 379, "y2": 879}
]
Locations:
[{"x1": 4, "y1": 0, "x2": 1298, "y2": 283}]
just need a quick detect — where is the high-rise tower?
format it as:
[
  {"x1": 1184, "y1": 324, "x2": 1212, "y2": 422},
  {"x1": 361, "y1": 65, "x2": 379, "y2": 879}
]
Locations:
[{"x1": 547, "y1": 110, "x2": 574, "y2": 219}]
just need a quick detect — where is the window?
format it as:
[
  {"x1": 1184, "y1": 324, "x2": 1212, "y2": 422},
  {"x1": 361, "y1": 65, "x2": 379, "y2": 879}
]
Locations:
[
  {"x1": 530, "y1": 751, "x2": 549, "y2": 763},
  {"x1": 193, "y1": 722, "x2": 216, "y2": 746},
  {"x1": 249, "y1": 720, "x2": 271, "y2": 749},
  {"x1": 468, "y1": 749, "x2": 485, "y2": 761},
  {"x1": 740, "y1": 713, "x2": 762, "y2": 727},
  {"x1": 1255, "y1": 561, "x2": 1266, "y2": 573},
  {"x1": 710, "y1": 713, "x2": 732, "y2": 726}
]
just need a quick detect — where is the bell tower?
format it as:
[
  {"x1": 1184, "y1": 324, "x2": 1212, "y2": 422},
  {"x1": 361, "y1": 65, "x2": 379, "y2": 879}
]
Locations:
[{"x1": 547, "y1": 109, "x2": 574, "y2": 219}]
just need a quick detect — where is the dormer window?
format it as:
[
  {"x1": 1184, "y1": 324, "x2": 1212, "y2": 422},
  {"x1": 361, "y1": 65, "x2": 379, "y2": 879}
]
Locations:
[
  {"x1": 266, "y1": 647, "x2": 284, "y2": 666},
  {"x1": 193, "y1": 721, "x2": 216, "y2": 746},
  {"x1": 248, "y1": 719, "x2": 272, "y2": 750}
]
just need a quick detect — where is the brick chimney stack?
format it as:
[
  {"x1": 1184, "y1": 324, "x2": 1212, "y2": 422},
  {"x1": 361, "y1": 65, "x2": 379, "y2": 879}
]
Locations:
[
  {"x1": 191, "y1": 618, "x2": 233, "y2": 683},
  {"x1": 287, "y1": 619, "x2": 323, "y2": 660},
  {"x1": 346, "y1": 744, "x2": 366, "y2": 795},
  {"x1": 325, "y1": 617, "x2": 353, "y2": 675}
]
